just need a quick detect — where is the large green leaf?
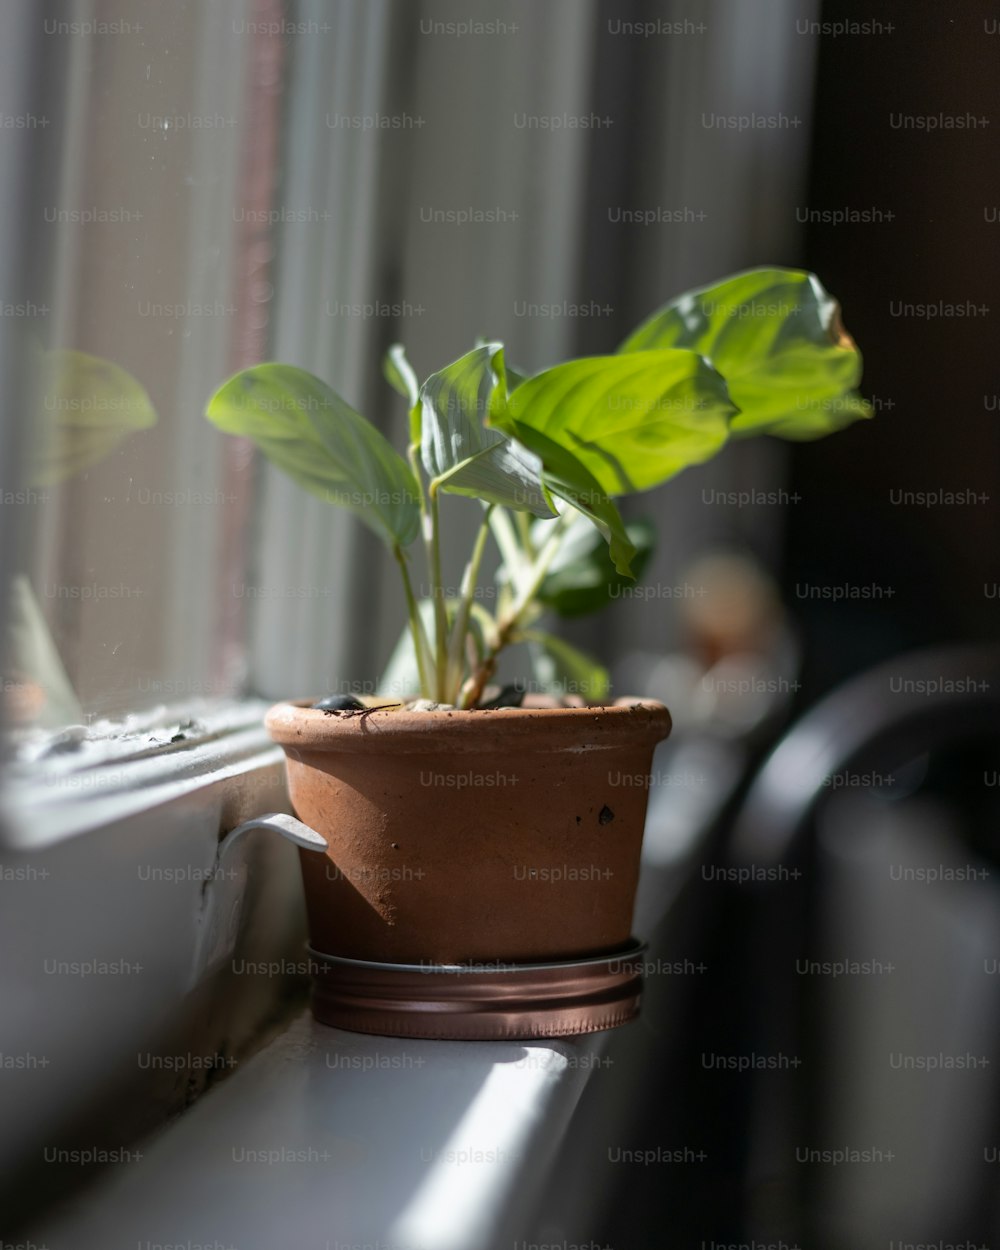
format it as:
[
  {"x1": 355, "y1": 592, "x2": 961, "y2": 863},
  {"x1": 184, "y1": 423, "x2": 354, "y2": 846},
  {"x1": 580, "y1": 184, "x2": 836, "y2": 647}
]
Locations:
[
  {"x1": 619, "y1": 267, "x2": 872, "y2": 440},
  {"x1": 32, "y1": 350, "x2": 157, "y2": 486},
  {"x1": 504, "y1": 351, "x2": 735, "y2": 495},
  {"x1": 491, "y1": 415, "x2": 636, "y2": 577},
  {"x1": 518, "y1": 628, "x2": 609, "y2": 702},
  {"x1": 206, "y1": 363, "x2": 420, "y2": 548},
  {"x1": 536, "y1": 515, "x2": 655, "y2": 618},
  {"x1": 417, "y1": 344, "x2": 555, "y2": 517}
]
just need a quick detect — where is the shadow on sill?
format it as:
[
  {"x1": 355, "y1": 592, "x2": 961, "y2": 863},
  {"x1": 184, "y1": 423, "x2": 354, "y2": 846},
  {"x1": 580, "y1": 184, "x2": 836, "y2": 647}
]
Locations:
[{"x1": 6, "y1": 962, "x2": 312, "y2": 1236}]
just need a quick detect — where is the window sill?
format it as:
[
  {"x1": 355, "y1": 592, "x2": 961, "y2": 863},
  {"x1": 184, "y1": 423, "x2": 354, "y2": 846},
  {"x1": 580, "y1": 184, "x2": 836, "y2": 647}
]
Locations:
[
  {"x1": 37, "y1": 1007, "x2": 618, "y2": 1250},
  {"x1": 0, "y1": 697, "x2": 305, "y2": 1227},
  {"x1": 24, "y1": 730, "x2": 746, "y2": 1250},
  {"x1": 2, "y1": 699, "x2": 282, "y2": 848}
]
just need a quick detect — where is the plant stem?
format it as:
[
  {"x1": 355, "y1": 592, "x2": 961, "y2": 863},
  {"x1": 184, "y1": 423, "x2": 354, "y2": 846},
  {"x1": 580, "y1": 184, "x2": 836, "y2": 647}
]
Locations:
[
  {"x1": 403, "y1": 441, "x2": 435, "y2": 699},
  {"x1": 515, "y1": 510, "x2": 535, "y2": 559},
  {"x1": 427, "y1": 488, "x2": 448, "y2": 701},
  {"x1": 407, "y1": 443, "x2": 426, "y2": 509},
  {"x1": 410, "y1": 435, "x2": 448, "y2": 701},
  {"x1": 393, "y1": 544, "x2": 433, "y2": 699},
  {"x1": 445, "y1": 504, "x2": 494, "y2": 701},
  {"x1": 459, "y1": 511, "x2": 571, "y2": 708},
  {"x1": 489, "y1": 508, "x2": 530, "y2": 596}
]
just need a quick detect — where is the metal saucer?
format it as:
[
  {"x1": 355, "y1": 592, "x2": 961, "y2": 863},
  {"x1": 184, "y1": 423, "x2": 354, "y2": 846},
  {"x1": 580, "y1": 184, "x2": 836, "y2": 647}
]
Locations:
[{"x1": 306, "y1": 940, "x2": 648, "y2": 1040}]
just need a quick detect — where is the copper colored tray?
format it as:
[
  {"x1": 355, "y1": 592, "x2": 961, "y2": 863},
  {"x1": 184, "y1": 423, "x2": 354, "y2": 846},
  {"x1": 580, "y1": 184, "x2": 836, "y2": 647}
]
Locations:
[{"x1": 307, "y1": 941, "x2": 647, "y2": 1040}]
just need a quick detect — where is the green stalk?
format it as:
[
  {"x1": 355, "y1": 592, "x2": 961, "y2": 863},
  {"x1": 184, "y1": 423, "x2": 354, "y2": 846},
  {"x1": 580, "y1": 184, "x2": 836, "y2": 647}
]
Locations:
[
  {"x1": 444, "y1": 504, "x2": 494, "y2": 701},
  {"x1": 403, "y1": 441, "x2": 436, "y2": 699},
  {"x1": 407, "y1": 441, "x2": 428, "y2": 513},
  {"x1": 504, "y1": 511, "x2": 571, "y2": 623},
  {"x1": 489, "y1": 508, "x2": 530, "y2": 597},
  {"x1": 427, "y1": 487, "x2": 448, "y2": 701},
  {"x1": 409, "y1": 436, "x2": 446, "y2": 700},
  {"x1": 393, "y1": 544, "x2": 433, "y2": 699},
  {"x1": 515, "y1": 509, "x2": 535, "y2": 559},
  {"x1": 460, "y1": 510, "x2": 572, "y2": 707}
]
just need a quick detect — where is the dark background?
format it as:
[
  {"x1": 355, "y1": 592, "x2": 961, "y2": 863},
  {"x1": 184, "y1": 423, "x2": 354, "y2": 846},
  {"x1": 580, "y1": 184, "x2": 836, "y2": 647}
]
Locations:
[
  {"x1": 790, "y1": 0, "x2": 1000, "y2": 696},
  {"x1": 576, "y1": 0, "x2": 999, "y2": 703}
]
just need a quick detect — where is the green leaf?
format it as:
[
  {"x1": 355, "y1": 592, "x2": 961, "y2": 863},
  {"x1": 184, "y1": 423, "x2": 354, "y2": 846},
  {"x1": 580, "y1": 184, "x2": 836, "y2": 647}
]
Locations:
[
  {"x1": 619, "y1": 267, "x2": 872, "y2": 440},
  {"x1": 32, "y1": 350, "x2": 157, "y2": 486},
  {"x1": 536, "y1": 515, "x2": 655, "y2": 618},
  {"x1": 491, "y1": 415, "x2": 636, "y2": 577},
  {"x1": 383, "y1": 343, "x2": 420, "y2": 408},
  {"x1": 760, "y1": 388, "x2": 873, "y2": 438},
  {"x1": 518, "y1": 628, "x2": 609, "y2": 702},
  {"x1": 472, "y1": 339, "x2": 527, "y2": 392},
  {"x1": 504, "y1": 350, "x2": 735, "y2": 495},
  {"x1": 418, "y1": 344, "x2": 555, "y2": 517},
  {"x1": 6, "y1": 573, "x2": 82, "y2": 727},
  {"x1": 206, "y1": 363, "x2": 420, "y2": 548}
]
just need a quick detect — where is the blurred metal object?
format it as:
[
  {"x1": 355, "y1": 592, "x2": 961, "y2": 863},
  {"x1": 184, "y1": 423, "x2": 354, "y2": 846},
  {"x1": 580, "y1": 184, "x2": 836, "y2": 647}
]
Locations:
[
  {"x1": 308, "y1": 941, "x2": 646, "y2": 1040},
  {"x1": 724, "y1": 644, "x2": 1000, "y2": 1242},
  {"x1": 218, "y1": 811, "x2": 328, "y2": 854},
  {"x1": 730, "y1": 644, "x2": 1000, "y2": 868},
  {"x1": 189, "y1": 812, "x2": 327, "y2": 986}
]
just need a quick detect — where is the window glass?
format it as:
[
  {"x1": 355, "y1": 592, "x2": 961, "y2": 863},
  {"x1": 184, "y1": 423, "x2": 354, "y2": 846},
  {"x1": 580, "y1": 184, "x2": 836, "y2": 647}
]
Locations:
[{"x1": 4, "y1": 0, "x2": 278, "y2": 732}]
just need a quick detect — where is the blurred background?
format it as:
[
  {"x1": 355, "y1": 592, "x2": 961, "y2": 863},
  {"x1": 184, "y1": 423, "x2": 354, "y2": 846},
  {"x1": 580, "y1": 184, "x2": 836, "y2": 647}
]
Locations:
[{"x1": 1, "y1": 0, "x2": 999, "y2": 1246}]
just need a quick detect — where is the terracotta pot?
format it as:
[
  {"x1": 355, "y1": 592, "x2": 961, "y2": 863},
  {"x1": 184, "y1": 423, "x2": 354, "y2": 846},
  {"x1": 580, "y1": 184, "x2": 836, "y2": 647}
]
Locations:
[{"x1": 265, "y1": 698, "x2": 671, "y2": 966}]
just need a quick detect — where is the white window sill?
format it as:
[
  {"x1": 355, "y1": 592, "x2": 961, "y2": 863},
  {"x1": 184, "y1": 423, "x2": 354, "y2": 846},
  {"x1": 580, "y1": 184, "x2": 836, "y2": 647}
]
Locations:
[
  {"x1": 2, "y1": 699, "x2": 282, "y2": 848},
  {"x1": 0, "y1": 698, "x2": 305, "y2": 1216},
  {"x1": 36, "y1": 1008, "x2": 617, "y2": 1250},
  {"x1": 22, "y1": 729, "x2": 743, "y2": 1250}
]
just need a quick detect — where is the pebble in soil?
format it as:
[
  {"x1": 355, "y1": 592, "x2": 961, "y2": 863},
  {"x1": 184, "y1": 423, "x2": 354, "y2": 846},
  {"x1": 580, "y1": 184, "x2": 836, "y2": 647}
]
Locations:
[
  {"x1": 479, "y1": 684, "x2": 526, "y2": 710},
  {"x1": 312, "y1": 695, "x2": 366, "y2": 713}
]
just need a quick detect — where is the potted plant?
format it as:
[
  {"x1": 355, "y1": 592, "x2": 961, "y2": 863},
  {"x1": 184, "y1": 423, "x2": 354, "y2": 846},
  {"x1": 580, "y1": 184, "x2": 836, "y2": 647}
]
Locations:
[{"x1": 205, "y1": 268, "x2": 871, "y2": 1038}]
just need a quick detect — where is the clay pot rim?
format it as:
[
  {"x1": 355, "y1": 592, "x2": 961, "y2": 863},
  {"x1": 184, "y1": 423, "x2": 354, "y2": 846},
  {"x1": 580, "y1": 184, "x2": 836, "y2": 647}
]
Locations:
[{"x1": 266, "y1": 696, "x2": 671, "y2": 753}]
